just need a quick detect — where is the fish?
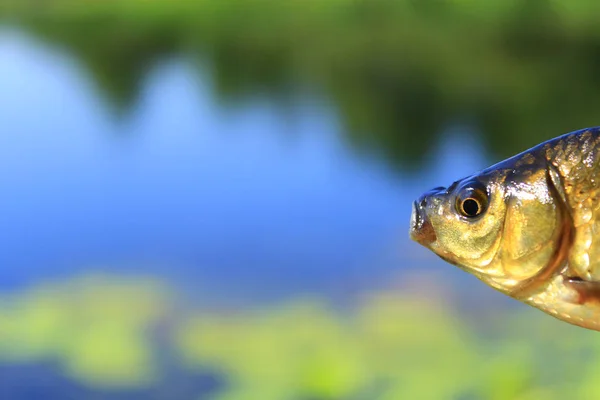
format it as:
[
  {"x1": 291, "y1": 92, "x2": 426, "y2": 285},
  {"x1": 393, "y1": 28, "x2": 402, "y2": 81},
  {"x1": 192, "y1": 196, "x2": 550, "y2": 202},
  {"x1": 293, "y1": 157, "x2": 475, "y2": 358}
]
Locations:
[{"x1": 409, "y1": 126, "x2": 600, "y2": 331}]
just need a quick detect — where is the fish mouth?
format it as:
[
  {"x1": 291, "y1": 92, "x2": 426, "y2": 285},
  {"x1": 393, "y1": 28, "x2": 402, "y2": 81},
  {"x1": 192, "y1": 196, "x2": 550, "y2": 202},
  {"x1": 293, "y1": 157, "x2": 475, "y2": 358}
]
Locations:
[{"x1": 409, "y1": 200, "x2": 437, "y2": 246}]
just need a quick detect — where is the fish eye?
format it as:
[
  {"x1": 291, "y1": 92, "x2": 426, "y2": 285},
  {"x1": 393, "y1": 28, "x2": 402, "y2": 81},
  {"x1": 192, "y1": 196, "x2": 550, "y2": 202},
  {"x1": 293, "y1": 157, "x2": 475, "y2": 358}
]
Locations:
[{"x1": 455, "y1": 184, "x2": 488, "y2": 219}]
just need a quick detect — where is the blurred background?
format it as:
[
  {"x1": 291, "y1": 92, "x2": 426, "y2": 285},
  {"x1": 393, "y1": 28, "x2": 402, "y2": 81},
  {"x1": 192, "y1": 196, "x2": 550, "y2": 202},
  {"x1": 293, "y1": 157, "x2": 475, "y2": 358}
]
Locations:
[{"x1": 0, "y1": 0, "x2": 600, "y2": 399}]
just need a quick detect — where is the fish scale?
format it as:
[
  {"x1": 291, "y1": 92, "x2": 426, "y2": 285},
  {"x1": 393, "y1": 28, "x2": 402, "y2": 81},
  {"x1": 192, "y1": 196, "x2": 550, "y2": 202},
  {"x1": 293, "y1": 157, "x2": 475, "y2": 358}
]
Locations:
[{"x1": 546, "y1": 131, "x2": 600, "y2": 281}]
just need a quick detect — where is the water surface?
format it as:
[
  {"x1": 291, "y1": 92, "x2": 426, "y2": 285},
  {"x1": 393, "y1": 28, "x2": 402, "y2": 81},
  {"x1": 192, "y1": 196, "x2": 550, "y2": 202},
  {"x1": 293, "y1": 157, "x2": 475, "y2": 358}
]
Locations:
[{"x1": 0, "y1": 29, "x2": 492, "y2": 306}]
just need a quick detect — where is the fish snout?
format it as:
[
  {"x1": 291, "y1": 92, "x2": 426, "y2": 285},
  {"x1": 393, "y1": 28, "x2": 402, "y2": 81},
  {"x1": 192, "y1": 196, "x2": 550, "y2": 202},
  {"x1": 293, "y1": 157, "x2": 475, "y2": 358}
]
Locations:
[{"x1": 410, "y1": 195, "x2": 437, "y2": 246}]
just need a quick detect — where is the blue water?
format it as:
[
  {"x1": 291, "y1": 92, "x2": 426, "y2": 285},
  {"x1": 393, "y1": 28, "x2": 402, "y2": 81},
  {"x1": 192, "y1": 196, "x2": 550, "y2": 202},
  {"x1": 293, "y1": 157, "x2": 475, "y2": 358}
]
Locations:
[{"x1": 0, "y1": 29, "x2": 493, "y2": 305}]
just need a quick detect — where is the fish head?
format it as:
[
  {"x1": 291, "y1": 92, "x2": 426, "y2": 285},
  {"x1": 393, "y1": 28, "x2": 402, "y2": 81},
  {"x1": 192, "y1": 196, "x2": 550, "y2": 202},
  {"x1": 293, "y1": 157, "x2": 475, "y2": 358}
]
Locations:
[{"x1": 410, "y1": 158, "x2": 567, "y2": 296}]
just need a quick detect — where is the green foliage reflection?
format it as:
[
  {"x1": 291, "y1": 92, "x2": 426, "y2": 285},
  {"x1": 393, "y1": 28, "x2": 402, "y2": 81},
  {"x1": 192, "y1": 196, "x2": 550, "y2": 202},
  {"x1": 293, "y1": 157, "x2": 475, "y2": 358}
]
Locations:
[{"x1": 7, "y1": 0, "x2": 600, "y2": 168}]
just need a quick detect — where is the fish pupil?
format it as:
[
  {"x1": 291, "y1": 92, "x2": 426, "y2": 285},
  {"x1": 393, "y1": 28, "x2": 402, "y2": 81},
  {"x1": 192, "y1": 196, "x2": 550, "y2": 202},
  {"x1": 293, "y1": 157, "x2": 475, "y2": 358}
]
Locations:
[{"x1": 462, "y1": 198, "x2": 480, "y2": 217}]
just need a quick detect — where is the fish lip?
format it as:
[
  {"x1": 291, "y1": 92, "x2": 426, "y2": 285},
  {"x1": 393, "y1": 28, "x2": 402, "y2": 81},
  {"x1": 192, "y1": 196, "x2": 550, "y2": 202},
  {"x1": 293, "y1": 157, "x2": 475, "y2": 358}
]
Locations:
[
  {"x1": 410, "y1": 201, "x2": 419, "y2": 232},
  {"x1": 410, "y1": 200, "x2": 437, "y2": 246}
]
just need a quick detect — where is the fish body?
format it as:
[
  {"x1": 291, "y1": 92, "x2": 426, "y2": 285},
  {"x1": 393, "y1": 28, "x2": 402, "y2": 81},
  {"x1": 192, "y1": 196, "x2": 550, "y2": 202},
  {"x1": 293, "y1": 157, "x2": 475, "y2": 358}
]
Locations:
[{"x1": 410, "y1": 127, "x2": 600, "y2": 331}]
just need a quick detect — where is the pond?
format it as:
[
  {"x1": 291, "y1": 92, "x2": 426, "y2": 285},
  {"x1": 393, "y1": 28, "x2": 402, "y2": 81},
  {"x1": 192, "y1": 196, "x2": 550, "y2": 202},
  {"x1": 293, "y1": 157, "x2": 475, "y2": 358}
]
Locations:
[
  {"x1": 0, "y1": 28, "x2": 493, "y2": 304},
  {"x1": 1, "y1": 20, "x2": 596, "y2": 399}
]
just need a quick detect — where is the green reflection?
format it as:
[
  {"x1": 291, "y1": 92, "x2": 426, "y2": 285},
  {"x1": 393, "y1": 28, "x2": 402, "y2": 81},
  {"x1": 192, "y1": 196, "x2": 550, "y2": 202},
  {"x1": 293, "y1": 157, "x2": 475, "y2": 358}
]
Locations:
[
  {"x1": 0, "y1": 274, "x2": 167, "y2": 387},
  {"x1": 6, "y1": 0, "x2": 600, "y2": 168},
  {"x1": 0, "y1": 272, "x2": 598, "y2": 397}
]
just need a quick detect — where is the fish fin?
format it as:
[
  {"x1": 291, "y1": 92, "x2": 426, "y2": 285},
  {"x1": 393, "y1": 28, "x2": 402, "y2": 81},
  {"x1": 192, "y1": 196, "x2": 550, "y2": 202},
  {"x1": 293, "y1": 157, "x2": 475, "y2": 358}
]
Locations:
[{"x1": 564, "y1": 277, "x2": 600, "y2": 305}]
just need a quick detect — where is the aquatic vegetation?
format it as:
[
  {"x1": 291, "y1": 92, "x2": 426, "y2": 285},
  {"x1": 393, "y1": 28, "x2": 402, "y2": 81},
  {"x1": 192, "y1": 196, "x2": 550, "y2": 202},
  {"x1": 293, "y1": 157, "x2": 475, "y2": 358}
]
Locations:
[
  {"x1": 175, "y1": 286, "x2": 600, "y2": 399},
  {"x1": 0, "y1": 272, "x2": 596, "y2": 398},
  {"x1": 0, "y1": 274, "x2": 167, "y2": 387}
]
